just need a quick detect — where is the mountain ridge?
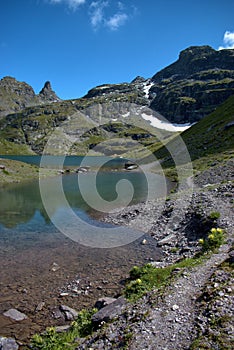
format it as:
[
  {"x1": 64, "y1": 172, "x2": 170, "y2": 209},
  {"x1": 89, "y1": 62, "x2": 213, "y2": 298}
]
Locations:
[
  {"x1": 0, "y1": 45, "x2": 234, "y2": 156},
  {"x1": 0, "y1": 77, "x2": 60, "y2": 118}
]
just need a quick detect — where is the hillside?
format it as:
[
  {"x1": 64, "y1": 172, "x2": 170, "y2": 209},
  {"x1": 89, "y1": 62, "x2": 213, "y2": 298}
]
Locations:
[
  {"x1": 150, "y1": 46, "x2": 234, "y2": 123},
  {"x1": 151, "y1": 94, "x2": 234, "y2": 169},
  {"x1": 0, "y1": 97, "x2": 172, "y2": 157},
  {"x1": 0, "y1": 77, "x2": 60, "y2": 118}
]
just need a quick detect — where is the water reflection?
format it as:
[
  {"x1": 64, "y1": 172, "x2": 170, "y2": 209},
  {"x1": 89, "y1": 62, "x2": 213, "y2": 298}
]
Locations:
[{"x1": 0, "y1": 171, "x2": 165, "y2": 230}]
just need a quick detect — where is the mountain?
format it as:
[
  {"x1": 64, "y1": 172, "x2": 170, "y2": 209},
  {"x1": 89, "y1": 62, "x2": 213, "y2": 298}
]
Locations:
[
  {"x1": 149, "y1": 46, "x2": 234, "y2": 123},
  {"x1": 0, "y1": 45, "x2": 234, "y2": 156},
  {"x1": 0, "y1": 77, "x2": 60, "y2": 118},
  {"x1": 152, "y1": 94, "x2": 234, "y2": 167}
]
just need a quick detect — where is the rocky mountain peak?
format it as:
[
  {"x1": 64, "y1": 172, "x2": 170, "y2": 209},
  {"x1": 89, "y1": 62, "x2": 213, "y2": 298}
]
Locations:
[
  {"x1": 179, "y1": 45, "x2": 215, "y2": 59},
  {"x1": 131, "y1": 76, "x2": 146, "y2": 84},
  {"x1": 0, "y1": 77, "x2": 61, "y2": 118},
  {"x1": 39, "y1": 81, "x2": 60, "y2": 102},
  {"x1": 0, "y1": 76, "x2": 35, "y2": 96}
]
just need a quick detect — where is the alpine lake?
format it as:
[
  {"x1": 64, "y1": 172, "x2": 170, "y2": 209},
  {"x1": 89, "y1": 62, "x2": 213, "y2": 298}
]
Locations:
[{"x1": 0, "y1": 155, "x2": 169, "y2": 343}]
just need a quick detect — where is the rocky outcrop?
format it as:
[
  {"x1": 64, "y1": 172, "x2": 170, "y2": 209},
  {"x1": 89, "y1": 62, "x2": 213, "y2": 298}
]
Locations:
[
  {"x1": 149, "y1": 46, "x2": 234, "y2": 123},
  {"x1": 152, "y1": 46, "x2": 234, "y2": 82},
  {"x1": 0, "y1": 77, "x2": 61, "y2": 118},
  {"x1": 39, "y1": 81, "x2": 60, "y2": 103},
  {"x1": 84, "y1": 82, "x2": 149, "y2": 107}
]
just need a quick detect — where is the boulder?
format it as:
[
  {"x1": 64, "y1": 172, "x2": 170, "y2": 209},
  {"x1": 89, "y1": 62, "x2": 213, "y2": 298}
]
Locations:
[
  {"x1": 92, "y1": 297, "x2": 127, "y2": 324},
  {"x1": 0, "y1": 336, "x2": 18, "y2": 350},
  {"x1": 94, "y1": 297, "x2": 117, "y2": 310},
  {"x1": 3, "y1": 308, "x2": 27, "y2": 321},
  {"x1": 60, "y1": 305, "x2": 79, "y2": 321}
]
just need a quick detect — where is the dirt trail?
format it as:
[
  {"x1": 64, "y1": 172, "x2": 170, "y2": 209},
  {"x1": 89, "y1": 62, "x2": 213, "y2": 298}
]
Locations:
[{"x1": 129, "y1": 246, "x2": 229, "y2": 350}]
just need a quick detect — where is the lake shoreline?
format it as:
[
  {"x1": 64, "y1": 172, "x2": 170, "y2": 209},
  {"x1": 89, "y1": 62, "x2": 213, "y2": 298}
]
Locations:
[{"x1": 1, "y1": 157, "x2": 233, "y2": 349}]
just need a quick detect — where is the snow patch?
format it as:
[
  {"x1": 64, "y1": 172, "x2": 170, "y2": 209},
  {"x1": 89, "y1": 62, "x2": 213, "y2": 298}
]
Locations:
[
  {"x1": 122, "y1": 112, "x2": 130, "y2": 118},
  {"x1": 141, "y1": 113, "x2": 193, "y2": 132},
  {"x1": 142, "y1": 81, "x2": 154, "y2": 99}
]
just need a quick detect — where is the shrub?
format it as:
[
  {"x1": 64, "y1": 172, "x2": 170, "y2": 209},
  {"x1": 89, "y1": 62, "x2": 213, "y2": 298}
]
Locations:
[
  {"x1": 2, "y1": 169, "x2": 10, "y2": 175},
  {"x1": 208, "y1": 211, "x2": 221, "y2": 220},
  {"x1": 199, "y1": 227, "x2": 225, "y2": 252},
  {"x1": 30, "y1": 308, "x2": 97, "y2": 350}
]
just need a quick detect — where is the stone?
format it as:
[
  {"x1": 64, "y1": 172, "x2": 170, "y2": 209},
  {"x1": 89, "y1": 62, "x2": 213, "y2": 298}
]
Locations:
[
  {"x1": 94, "y1": 297, "x2": 117, "y2": 310},
  {"x1": 60, "y1": 305, "x2": 79, "y2": 321},
  {"x1": 172, "y1": 304, "x2": 179, "y2": 311},
  {"x1": 35, "y1": 302, "x2": 45, "y2": 312},
  {"x1": 55, "y1": 325, "x2": 71, "y2": 333},
  {"x1": 92, "y1": 297, "x2": 127, "y2": 324},
  {"x1": 228, "y1": 250, "x2": 234, "y2": 264},
  {"x1": 0, "y1": 336, "x2": 19, "y2": 350},
  {"x1": 157, "y1": 234, "x2": 176, "y2": 246},
  {"x1": 3, "y1": 308, "x2": 27, "y2": 321},
  {"x1": 51, "y1": 262, "x2": 60, "y2": 272}
]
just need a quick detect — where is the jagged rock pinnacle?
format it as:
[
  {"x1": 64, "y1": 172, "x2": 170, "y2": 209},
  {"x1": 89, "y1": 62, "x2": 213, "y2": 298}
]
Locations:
[{"x1": 39, "y1": 81, "x2": 60, "y2": 102}]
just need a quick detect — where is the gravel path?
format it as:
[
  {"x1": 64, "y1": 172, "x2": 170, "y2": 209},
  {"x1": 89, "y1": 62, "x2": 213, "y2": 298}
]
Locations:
[
  {"x1": 76, "y1": 160, "x2": 234, "y2": 350},
  {"x1": 128, "y1": 246, "x2": 229, "y2": 350}
]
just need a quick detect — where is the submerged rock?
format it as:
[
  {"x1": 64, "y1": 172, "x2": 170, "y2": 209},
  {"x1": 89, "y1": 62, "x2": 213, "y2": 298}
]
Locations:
[
  {"x1": 60, "y1": 304, "x2": 79, "y2": 321},
  {"x1": 0, "y1": 336, "x2": 19, "y2": 350},
  {"x1": 3, "y1": 308, "x2": 27, "y2": 321}
]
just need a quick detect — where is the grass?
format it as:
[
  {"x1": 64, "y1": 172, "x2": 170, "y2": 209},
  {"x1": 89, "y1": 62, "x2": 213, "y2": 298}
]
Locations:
[
  {"x1": 124, "y1": 255, "x2": 205, "y2": 302},
  {"x1": 151, "y1": 94, "x2": 234, "y2": 168},
  {"x1": 30, "y1": 308, "x2": 97, "y2": 350},
  {"x1": 0, "y1": 158, "x2": 57, "y2": 184}
]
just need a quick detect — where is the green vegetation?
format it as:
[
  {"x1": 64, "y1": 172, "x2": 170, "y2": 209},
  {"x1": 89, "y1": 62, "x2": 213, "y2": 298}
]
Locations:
[
  {"x1": 142, "y1": 94, "x2": 234, "y2": 181},
  {"x1": 0, "y1": 158, "x2": 56, "y2": 184},
  {"x1": 124, "y1": 256, "x2": 204, "y2": 302},
  {"x1": 31, "y1": 308, "x2": 97, "y2": 350},
  {"x1": 198, "y1": 227, "x2": 225, "y2": 253},
  {"x1": 0, "y1": 139, "x2": 35, "y2": 155},
  {"x1": 208, "y1": 211, "x2": 221, "y2": 220},
  {"x1": 156, "y1": 94, "x2": 234, "y2": 163}
]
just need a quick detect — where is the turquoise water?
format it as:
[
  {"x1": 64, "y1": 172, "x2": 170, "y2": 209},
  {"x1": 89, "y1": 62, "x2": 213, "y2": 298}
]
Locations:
[
  {"x1": 0, "y1": 155, "x2": 128, "y2": 168},
  {"x1": 0, "y1": 156, "x2": 167, "y2": 248}
]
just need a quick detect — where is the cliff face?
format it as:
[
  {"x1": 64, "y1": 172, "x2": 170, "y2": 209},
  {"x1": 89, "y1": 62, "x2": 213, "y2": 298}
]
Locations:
[
  {"x1": 149, "y1": 46, "x2": 234, "y2": 123},
  {"x1": 0, "y1": 77, "x2": 60, "y2": 118}
]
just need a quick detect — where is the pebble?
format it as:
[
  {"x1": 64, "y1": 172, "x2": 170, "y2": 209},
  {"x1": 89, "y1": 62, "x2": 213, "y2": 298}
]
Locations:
[
  {"x1": 51, "y1": 262, "x2": 60, "y2": 272},
  {"x1": 172, "y1": 304, "x2": 179, "y2": 311}
]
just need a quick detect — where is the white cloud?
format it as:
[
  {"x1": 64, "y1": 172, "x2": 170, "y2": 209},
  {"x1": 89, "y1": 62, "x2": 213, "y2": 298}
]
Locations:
[
  {"x1": 89, "y1": 1, "x2": 128, "y2": 31},
  {"x1": 89, "y1": 1, "x2": 108, "y2": 29},
  {"x1": 48, "y1": 0, "x2": 133, "y2": 31},
  {"x1": 218, "y1": 31, "x2": 234, "y2": 50},
  {"x1": 106, "y1": 13, "x2": 128, "y2": 30},
  {"x1": 49, "y1": 0, "x2": 86, "y2": 10}
]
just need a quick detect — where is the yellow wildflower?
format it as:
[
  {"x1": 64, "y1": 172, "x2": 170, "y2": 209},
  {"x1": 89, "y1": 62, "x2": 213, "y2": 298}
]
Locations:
[
  {"x1": 216, "y1": 228, "x2": 223, "y2": 234},
  {"x1": 211, "y1": 228, "x2": 217, "y2": 234},
  {"x1": 198, "y1": 238, "x2": 204, "y2": 244},
  {"x1": 136, "y1": 278, "x2": 142, "y2": 284},
  {"x1": 208, "y1": 234, "x2": 215, "y2": 240}
]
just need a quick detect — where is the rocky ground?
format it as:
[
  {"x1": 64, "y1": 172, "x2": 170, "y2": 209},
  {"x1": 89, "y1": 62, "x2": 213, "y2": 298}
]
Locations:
[
  {"x1": 0, "y1": 160, "x2": 233, "y2": 350},
  {"x1": 75, "y1": 160, "x2": 234, "y2": 349}
]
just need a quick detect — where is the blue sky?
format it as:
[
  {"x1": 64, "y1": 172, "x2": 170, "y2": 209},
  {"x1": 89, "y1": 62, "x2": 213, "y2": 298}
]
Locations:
[{"x1": 1, "y1": 0, "x2": 234, "y2": 99}]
